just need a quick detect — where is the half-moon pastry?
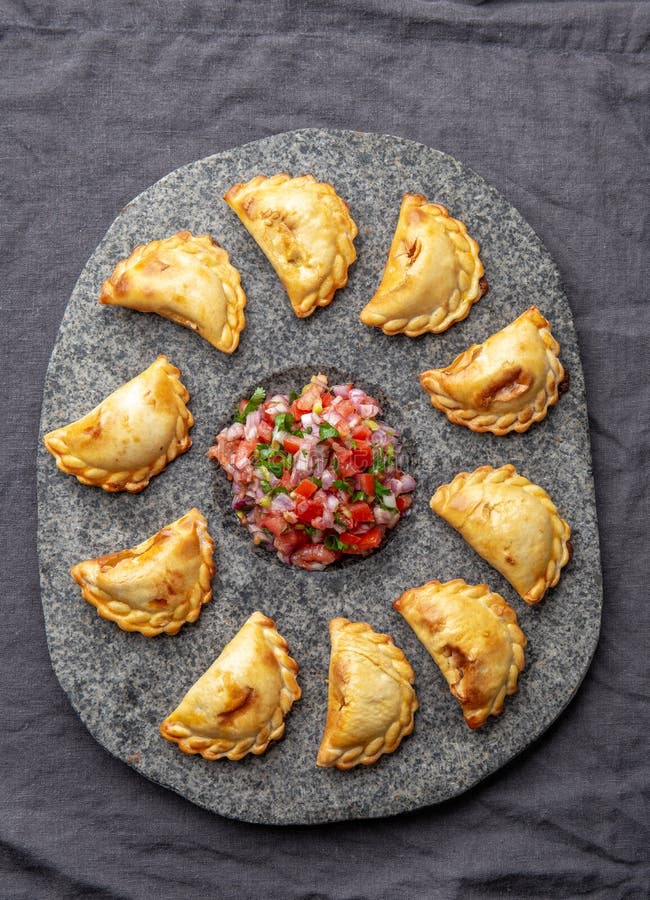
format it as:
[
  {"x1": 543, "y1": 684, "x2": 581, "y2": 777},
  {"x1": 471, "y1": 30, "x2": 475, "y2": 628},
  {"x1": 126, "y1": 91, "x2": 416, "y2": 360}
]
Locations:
[
  {"x1": 431, "y1": 464, "x2": 571, "y2": 604},
  {"x1": 70, "y1": 509, "x2": 215, "y2": 637},
  {"x1": 99, "y1": 231, "x2": 246, "y2": 354},
  {"x1": 360, "y1": 193, "x2": 487, "y2": 336},
  {"x1": 43, "y1": 355, "x2": 193, "y2": 493},
  {"x1": 224, "y1": 173, "x2": 357, "y2": 318},
  {"x1": 394, "y1": 579, "x2": 526, "y2": 728},
  {"x1": 160, "y1": 611, "x2": 301, "y2": 760},
  {"x1": 420, "y1": 306, "x2": 566, "y2": 434},
  {"x1": 316, "y1": 618, "x2": 417, "y2": 769}
]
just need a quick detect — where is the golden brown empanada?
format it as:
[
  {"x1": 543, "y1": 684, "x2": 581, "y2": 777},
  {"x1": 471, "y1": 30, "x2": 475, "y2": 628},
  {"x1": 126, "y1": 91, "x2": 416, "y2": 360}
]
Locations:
[
  {"x1": 224, "y1": 174, "x2": 357, "y2": 318},
  {"x1": 70, "y1": 509, "x2": 215, "y2": 637},
  {"x1": 43, "y1": 355, "x2": 193, "y2": 493},
  {"x1": 99, "y1": 231, "x2": 246, "y2": 354},
  {"x1": 360, "y1": 193, "x2": 487, "y2": 336},
  {"x1": 394, "y1": 579, "x2": 526, "y2": 729},
  {"x1": 420, "y1": 306, "x2": 567, "y2": 434},
  {"x1": 431, "y1": 465, "x2": 571, "y2": 604},
  {"x1": 160, "y1": 611, "x2": 301, "y2": 760},
  {"x1": 316, "y1": 618, "x2": 417, "y2": 770}
]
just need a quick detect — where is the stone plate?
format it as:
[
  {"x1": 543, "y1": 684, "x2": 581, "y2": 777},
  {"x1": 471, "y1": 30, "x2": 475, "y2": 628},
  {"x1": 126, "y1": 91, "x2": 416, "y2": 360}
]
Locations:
[{"x1": 37, "y1": 129, "x2": 602, "y2": 824}]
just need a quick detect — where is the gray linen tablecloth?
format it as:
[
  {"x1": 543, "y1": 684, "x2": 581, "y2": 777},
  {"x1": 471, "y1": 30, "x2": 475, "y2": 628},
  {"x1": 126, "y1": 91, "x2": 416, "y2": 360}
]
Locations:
[{"x1": 1, "y1": 2, "x2": 648, "y2": 897}]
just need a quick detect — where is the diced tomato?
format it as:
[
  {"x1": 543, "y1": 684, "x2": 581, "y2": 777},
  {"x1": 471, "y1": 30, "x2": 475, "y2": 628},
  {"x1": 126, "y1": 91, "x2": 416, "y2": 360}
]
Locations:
[
  {"x1": 257, "y1": 420, "x2": 273, "y2": 442},
  {"x1": 396, "y1": 494, "x2": 413, "y2": 513},
  {"x1": 351, "y1": 440, "x2": 373, "y2": 470},
  {"x1": 348, "y1": 501, "x2": 375, "y2": 525},
  {"x1": 294, "y1": 478, "x2": 318, "y2": 499},
  {"x1": 274, "y1": 527, "x2": 307, "y2": 556},
  {"x1": 237, "y1": 398, "x2": 248, "y2": 415},
  {"x1": 234, "y1": 438, "x2": 257, "y2": 469},
  {"x1": 321, "y1": 391, "x2": 333, "y2": 408},
  {"x1": 339, "y1": 527, "x2": 384, "y2": 554},
  {"x1": 335, "y1": 418, "x2": 350, "y2": 438},
  {"x1": 290, "y1": 544, "x2": 340, "y2": 570},
  {"x1": 258, "y1": 514, "x2": 288, "y2": 536},
  {"x1": 282, "y1": 435, "x2": 302, "y2": 454},
  {"x1": 279, "y1": 469, "x2": 294, "y2": 488},
  {"x1": 295, "y1": 498, "x2": 323, "y2": 524},
  {"x1": 332, "y1": 443, "x2": 356, "y2": 477},
  {"x1": 356, "y1": 473, "x2": 375, "y2": 498},
  {"x1": 352, "y1": 425, "x2": 371, "y2": 441},
  {"x1": 262, "y1": 409, "x2": 276, "y2": 426},
  {"x1": 335, "y1": 399, "x2": 355, "y2": 418}
]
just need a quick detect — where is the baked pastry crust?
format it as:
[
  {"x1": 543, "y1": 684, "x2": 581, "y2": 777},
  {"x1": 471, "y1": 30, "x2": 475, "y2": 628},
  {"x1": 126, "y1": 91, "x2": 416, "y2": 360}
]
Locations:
[
  {"x1": 43, "y1": 355, "x2": 193, "y2": 493},
  {"x1": 70, "y1": 508, "x2": 215, "y2": 637},
  {"x1": 420, "y1": 306, "x2": 566, "y2": 434},
  {"x1": 394, "y1": 579, "x2": 526, "y2": 728},
  {"x1": 316, "y1": 618, "x2": 417, "y2": 769},
  {"x1": 431, "y1": 464, "x2": 571, "y2": 604},
  {"x1": 99, "y1": 231, "x2": 246, "y2": 354},
  {"x1": 160, "y1": 611, "x2": 301, "y2": 760},
  {"x1": 224, "y1": 173, "x2": 357, "y2": 317},
  {"x1": 360, "y1": 193, "x2": 487, "y2": 336}
]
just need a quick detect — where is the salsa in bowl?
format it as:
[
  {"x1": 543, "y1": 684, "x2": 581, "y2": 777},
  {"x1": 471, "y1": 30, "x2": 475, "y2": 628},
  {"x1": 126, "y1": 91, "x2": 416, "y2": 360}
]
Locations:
[{"x1": 209, "y1": 374, "x2": 415, "y2": 570}]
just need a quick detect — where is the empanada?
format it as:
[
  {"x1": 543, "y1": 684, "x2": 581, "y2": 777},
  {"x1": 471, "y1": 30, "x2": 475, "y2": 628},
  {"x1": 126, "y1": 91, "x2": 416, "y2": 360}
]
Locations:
[
  {"x1": 43, "y1": 355, "x2": 193, "y2": 493},
  {"x1": 431, "y1": 465, "x2": 571, "y2": 604},
  {"x1": 224, "y1": 174, "x2": 357, "y2": 318},
  {"x1": 160, "y1": 611, "x2": 301, "y2": 760},
  {"x1": 360, "y1": 194, "x2": 487, "y2": 336},
  {"x1": 70, "y1": 509, "x2": 215, "y2": 637},
  {"x1": 420, "y1": 307, "x2": 567, "y2": 434},
  {"x1": 316, "y1": 618, "x2": 417, "y2": 769},
  {"x1": 99, "y1": 231, "x2": 246, "y2": 354},
  {"x1": 394, "y1": 579, "x2": 526, "y2": 728}
]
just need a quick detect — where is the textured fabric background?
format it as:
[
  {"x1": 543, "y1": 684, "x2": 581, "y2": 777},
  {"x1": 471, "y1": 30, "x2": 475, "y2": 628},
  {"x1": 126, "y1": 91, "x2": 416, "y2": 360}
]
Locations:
[{"x1": 1, "y1": 1, "x2": 648, "y2": 898}]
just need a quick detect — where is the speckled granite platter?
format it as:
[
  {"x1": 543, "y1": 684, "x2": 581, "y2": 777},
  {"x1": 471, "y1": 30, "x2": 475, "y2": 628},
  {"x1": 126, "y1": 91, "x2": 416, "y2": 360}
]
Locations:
[{"x1": 37, "y1": 129, "x2": 602, "y2": 824}]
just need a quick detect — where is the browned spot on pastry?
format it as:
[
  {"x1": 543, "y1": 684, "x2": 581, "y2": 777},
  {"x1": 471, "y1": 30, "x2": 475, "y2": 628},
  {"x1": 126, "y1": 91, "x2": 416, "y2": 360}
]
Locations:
[
  {"x1": 478, "y1": 275, "x2": 489, "y2": 297},
  {"x1": 148, "y1": 597, "x2": 168, "y2": 609},
  {"x1": 566, "y1": 539, "x2": 573, "y2": 561},
  {"x1": 477, "y1": 367, "x2": 532, "y2": 409},
  {"x1": 82, "y1": 420, "x2": 103, "y2": 439},
  {"x1": 558, "y1": 369, "x2": 570, "y2": 394},
  {"x1": 504, "y1": 554, "x2": 516, "y2": 566},
  {"x1": 217, "y1": 686, "x2": 256, "y2": 724}
]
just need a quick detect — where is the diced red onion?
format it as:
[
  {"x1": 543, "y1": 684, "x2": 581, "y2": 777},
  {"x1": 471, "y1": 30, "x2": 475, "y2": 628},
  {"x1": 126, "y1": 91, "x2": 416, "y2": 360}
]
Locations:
[
  {"x1": 325, "y1": 494, "x2": 339, "y2": 511},
  {"x1": 373, "y1": 507, "x2": 400, "y2": 528},
  {"x1": 359, "y1": 402, "x2": 379, "y2": 418},
  {"x1": 321, "y1": 469, "x2": 335, "y2": 490},
  {"x1": 331, "y1": 384, "x2": 351, "y2": 397},
  {"x1": 271, "y1": 493, "x2": 295, "y2": 512},
  {"x1": 245, "y1": 409, "x2": 262, "y2": 440}
]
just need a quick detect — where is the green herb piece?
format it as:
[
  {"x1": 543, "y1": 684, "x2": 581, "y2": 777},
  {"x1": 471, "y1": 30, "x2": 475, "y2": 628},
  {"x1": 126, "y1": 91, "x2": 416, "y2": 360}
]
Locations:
[
  {"x1": 304, "y1": 426, "x2": 313, "y2": 435},
  {"x1": 351, "y1": 491, "x2": 367, "y2": 503},
  {"x1": 325, "y1": 533, "x2": 350, "y2": 551},
  {"x1": 289, "y1": 390, "x2": 299, "y2": 402},
  {"x1": 318, "y1": 422, "x2": 340, "y2": 441},
  {"x1": 332, "y1": 479, "x2": 351, "y2": 491},
  {"x1": 332, "y1": 455, "x2": 339, "y2": 473},
  {"x1": 348, "y1": 439, "x2": 358, "y2": 449},
  {"x1": 373, "y1": 479, "x2": 391, "y2": 497},
  {"x1": 234, "y1": 387, "x2": 266, "y2": 423},
  {"x1": 310, "y1": 477, "x2": 322, "y2": 488},
  {"x1": 274, "y1": 412, "x2": 294, "y2": 432}
]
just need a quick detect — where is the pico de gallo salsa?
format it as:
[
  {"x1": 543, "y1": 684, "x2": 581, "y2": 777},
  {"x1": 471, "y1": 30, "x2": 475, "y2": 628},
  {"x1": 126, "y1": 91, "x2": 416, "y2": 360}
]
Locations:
[{"x1": 209, "y1": 374, "x2": 416, "y2": 570}]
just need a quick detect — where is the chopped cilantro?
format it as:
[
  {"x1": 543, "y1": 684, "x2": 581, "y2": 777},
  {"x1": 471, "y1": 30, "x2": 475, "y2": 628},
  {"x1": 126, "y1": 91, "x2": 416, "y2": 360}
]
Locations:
[
  {"x1": 373, "y1": 479, "x2": 391, "y2": 497},
  {"x1": 351, "y1": 490, "x2": 367, "y2": 503},
  {"x1": 274, "y1": 412, "x2": 294, "y2": 432},
  {"x1": 310, "y1": 477, "x2": 322, "y2": 487},
  {"x1": 304, "y1": 426, "x2": 313, "y2": 434},
  {"x1": 318, "y1": 422, "x2": 340, "y2": 441},
  {"x1": 333, "y1": 479, "x2": 352, "y2": 491},
  {"x1": 348, "y1": 439, "x2": 358, "y2": 449},
  {"x1": 234, "y1": 387, "x2": 266, "y2": 423},
  {"x1": 325, "y1": 533, "x2": 350, "y2": 551},
  {"x1": 332, "y1": 455, "x2": 339, "y2": 473},
  {"x1": 289, "y1": 390, "x2": 299, "y2": 402}
]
